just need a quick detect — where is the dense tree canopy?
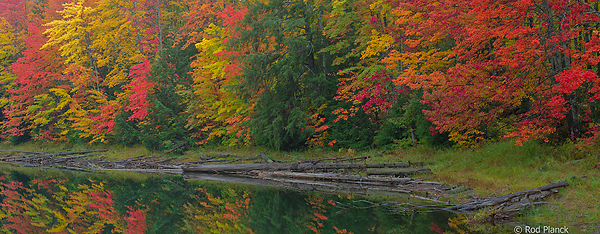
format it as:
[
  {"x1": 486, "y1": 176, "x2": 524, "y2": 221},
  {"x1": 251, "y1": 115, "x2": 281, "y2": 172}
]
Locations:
[{"x1": 1, "y1": 0, "x2": 600, "y2": 150}]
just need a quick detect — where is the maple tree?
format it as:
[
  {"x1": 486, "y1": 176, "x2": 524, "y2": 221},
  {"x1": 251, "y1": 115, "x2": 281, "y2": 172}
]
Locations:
[
  {"x1": 1, "y1": 23, "x2": 66, "y2": 141},
  {"x1": 184, "y1": 6, "x2": 253, "y2": 146},
  {"x1": 387, "y1": 0, "x2": 600, "y2": 146}
]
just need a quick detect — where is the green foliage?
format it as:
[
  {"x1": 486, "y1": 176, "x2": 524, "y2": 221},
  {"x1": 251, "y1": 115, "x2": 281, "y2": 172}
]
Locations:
[
  {"x1": 113, "y1": 41, "x2": 195, "y2": 152},
  {"x1": 239, "y1": 0, "x2": 335, "y2": 151},
  {"x1": 327, "y1": 106, "x2": 376, "y2": 150},
  {"x1": 8, "y1": 127, "x2": 31, "y2": 145},
  {"x1": 113, "y1": 111, "x2": 143, "y2": 146}
]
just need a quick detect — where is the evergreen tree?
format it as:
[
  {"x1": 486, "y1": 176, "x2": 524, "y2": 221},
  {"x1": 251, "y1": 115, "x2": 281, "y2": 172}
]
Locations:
[{"x1": 238, "y1": 0, "x2": 334, "y2": 151}]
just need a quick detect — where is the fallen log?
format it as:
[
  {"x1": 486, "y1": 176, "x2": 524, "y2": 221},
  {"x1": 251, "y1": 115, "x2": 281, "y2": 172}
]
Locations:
[
  {"x1": 443, "y1": 180, "x2": 568, "y2": 214},
  {"x1": 0, "y1": 150, "x2": 45, "y2": 154},
  {"x1": 52, "y1": 153, "x2": 100, "y2": 163},
  {"x1": 311, "y1": 155, "x2": 374, "y2": 163},
  {"x1": 367, "y1": 168, "x2": 432, "y2": 176},
  {"x1": 0, "y1": 156, "x2": 28, "y2": 161},
  {"x1": 157, "y1": 140, "x2": 189, "y2": 158},
  {"x1": 182, "y1": 161, "x2": 421, "y2": 173},
  {"x1": 10, "y1": 150, "x2": 108, "y2": 162},
  {"x1": 10, "y1": 154, "x2": 52, "y2": 162},
  {"x1": 185, "y1": 157, "x2": 258, "y2": 165},
  {"x1": 258, "y1": 171, "x2": 412, "y2": 185},
  {"x1": 137, "y1": 161, "x2": 182, "y2": 169},
  {"x1": 47, "y1": 149, "x2": 108, "y2": 156},
  {"x1": 106, "y1": 168, "x2": 184, "y2": 174},
  {"x1": 259, "y1": 151, "x2": 273, "y2": 163}
]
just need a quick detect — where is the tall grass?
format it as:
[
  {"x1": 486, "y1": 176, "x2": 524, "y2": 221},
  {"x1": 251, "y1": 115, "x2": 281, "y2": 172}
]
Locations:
[{"x1": 390, "y1": 140, "x2": 600, "y2": 232}]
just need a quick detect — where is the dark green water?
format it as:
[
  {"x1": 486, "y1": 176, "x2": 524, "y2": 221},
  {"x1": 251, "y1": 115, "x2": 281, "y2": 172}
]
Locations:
[{"x1": 0, "y1": 167, "x2": 474, "y2": 233}]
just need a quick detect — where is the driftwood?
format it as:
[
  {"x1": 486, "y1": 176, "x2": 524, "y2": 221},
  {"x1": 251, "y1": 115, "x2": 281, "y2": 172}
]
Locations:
[
  {"x1": 52, "y1": 153, "x2": 100, "y2": 163},
  {"x1": 182, "y1": 161, "x2": 421, "y2": 173},
  {"x1": 259, "y1": 151, "x2": 274, "y2": 163},
  {"x1": 444, "y1": 180, "x2": 568, "y2": 213},
  {"x1": 107, "y1": 168, "x2": 184, "y2": 174},
  {"x1": 0, "y1": 149, "x2": 178, "y2": 171},
  {"x1": 308, "y1": 155, "x2": 374, "y2": 163},
  {"x1": 156, "y1": 140, "x2": 189, "y2": 158},
  {"x1": 9, "y1": 149, "x2": 108, "y2": 162},
  {"x1": 442, "y1": 181, "x2": 569, "y2": 223},
  {"x1": 0, "y1": 150, "x2": 45, "y2": 154},
  {"x1": 258, "y1": 171, "x2": 413, "y2": 185},
  {"x1": 185, "y1": 156, "x2": 259, "y2": 165},
  {"x1": 367, "y1": 168, "x2": 432, "y2": 176}
]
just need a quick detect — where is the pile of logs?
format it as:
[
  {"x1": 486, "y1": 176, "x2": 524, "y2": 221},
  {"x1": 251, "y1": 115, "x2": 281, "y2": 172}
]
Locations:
[
  {"x1": 0, "y1": 149, "x2": 180, "y2": 172},
  {"x1": 181, "y1": 161, "x2": 431, "y2": 175},
  {"x1": 442, "y1": 181, "x2": 569, "y2": 223}
]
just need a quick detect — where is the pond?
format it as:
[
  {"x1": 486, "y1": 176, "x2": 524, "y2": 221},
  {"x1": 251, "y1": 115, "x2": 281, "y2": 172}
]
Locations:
[{"x1": 0, "y1": 166, "x2": 476, "y2": 233}]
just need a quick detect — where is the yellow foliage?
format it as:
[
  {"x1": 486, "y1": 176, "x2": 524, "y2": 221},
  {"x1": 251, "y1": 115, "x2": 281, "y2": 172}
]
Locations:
[
  {"x1": 187, "y1": 23, "x2": 252, "y2": 145},
  {"x1": 361, "y1": 29, "x2": 395, "y2": 60},
  {"x1": 43, "y1": 0, "x2": 97, "y2": 65},
  {"x1": 0, "y1": 17, "x2": 18, "y2": 64},
  {"x1": 449, "y1": 129, "x2": 485, "y2": 148},
  {"x1": 92, "y1": 0, "x2": 144, "y2": 88}
]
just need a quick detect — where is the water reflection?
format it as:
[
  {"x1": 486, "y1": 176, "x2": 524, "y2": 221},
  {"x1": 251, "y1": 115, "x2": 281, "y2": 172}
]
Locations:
[{"x1": 0, "y1": 167, "x2": 475, "y2": 233}]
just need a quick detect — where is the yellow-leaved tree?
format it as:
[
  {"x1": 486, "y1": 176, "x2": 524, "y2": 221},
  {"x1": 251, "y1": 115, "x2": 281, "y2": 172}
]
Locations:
[
  {"x1": 0, "y1": 17, "x2": 19, "y2": 108},
  {"x1": 186, "y1": 23, "x2": 252, "y2": 146}
]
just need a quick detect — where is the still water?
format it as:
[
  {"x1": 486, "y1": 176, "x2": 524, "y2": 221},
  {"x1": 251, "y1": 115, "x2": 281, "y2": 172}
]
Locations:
[{"x1": 0, "y1": 167, "x2": 474, "y2": 233}]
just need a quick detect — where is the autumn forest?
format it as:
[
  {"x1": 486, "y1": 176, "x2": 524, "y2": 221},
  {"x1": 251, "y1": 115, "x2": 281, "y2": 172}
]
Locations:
[{"x1": 2, "y1": 0, "x2": 600, "y2": 152}]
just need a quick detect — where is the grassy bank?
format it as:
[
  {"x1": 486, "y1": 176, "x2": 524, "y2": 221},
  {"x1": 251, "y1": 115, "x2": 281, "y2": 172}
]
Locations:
[
  {"x1": 1, "y1": 140, "x2": 599, "y2": 232},
  {"x1": 372, "y1": 141, "x2": 600, "y2": 233}
]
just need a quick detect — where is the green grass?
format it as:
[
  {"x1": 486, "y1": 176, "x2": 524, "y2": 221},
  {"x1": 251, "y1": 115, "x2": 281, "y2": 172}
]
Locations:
[{"x1": 371, "y1": 141, "x2": 600, "y2": 233}]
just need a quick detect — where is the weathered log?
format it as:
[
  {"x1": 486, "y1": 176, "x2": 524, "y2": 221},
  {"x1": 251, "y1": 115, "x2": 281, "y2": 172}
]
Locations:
[
  {"x1": 0, "y1": 150, "x2": 45, "y2": 154},
  {"x1": 259, "y1": 171, "x2": 412, "y2": 185},
  {"x1": 105, "y1": 168, "x2": 184, "y2": 174},
  {"x1": 9, "y1": 150, "x2": 108, "y2": 162},
  {"x1": 259, "y1": 151, "x2": 273, "y2": 163},
  {"x1": 186, "y1": 157, "x2": 259, "y2": 164},
  {"x1": 10, "y1": 154, "x2": 52, "y2": 162},
  {"x1": 0, "y1": 156, "x2": 27, "y2": 161},
  {"x1": 182, "y1": 161, "x2": 420, "y2": 173},
  {"x1": 153, "y1": 157, "x2": 176, "y2": 164},
  {"x1": 366, "y1": 168, "x2": 432, "y2": 176},
  {"x1": 335, "y1": 155, "x2": 374, "y2": 162},
  {"x1": 443, "y1": 181, "x2": 568, "y2": 214},
  {"x1": 48, "y1": 149, "x2": 108, "y2": 156},
  {"x1": 137, "y1": 161, "x2": 182, "y2": 169},
  {"x1": 157, "y1": 140, "x2": 189, "y2": 158},
  {"x1": 53, "y1": 153, "x2": 100, "y2": 163}
]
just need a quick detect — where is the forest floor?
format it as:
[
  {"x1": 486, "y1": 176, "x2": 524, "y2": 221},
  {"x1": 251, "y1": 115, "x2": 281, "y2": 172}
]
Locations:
[{"x1": 1, "y1": 140, "x2": 599, "y2": 233}]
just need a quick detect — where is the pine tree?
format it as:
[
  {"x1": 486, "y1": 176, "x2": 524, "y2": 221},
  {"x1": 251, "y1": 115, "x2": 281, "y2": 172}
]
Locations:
[{"x1": 238, "y1": 0, "x2": 334, "y2": 151}]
